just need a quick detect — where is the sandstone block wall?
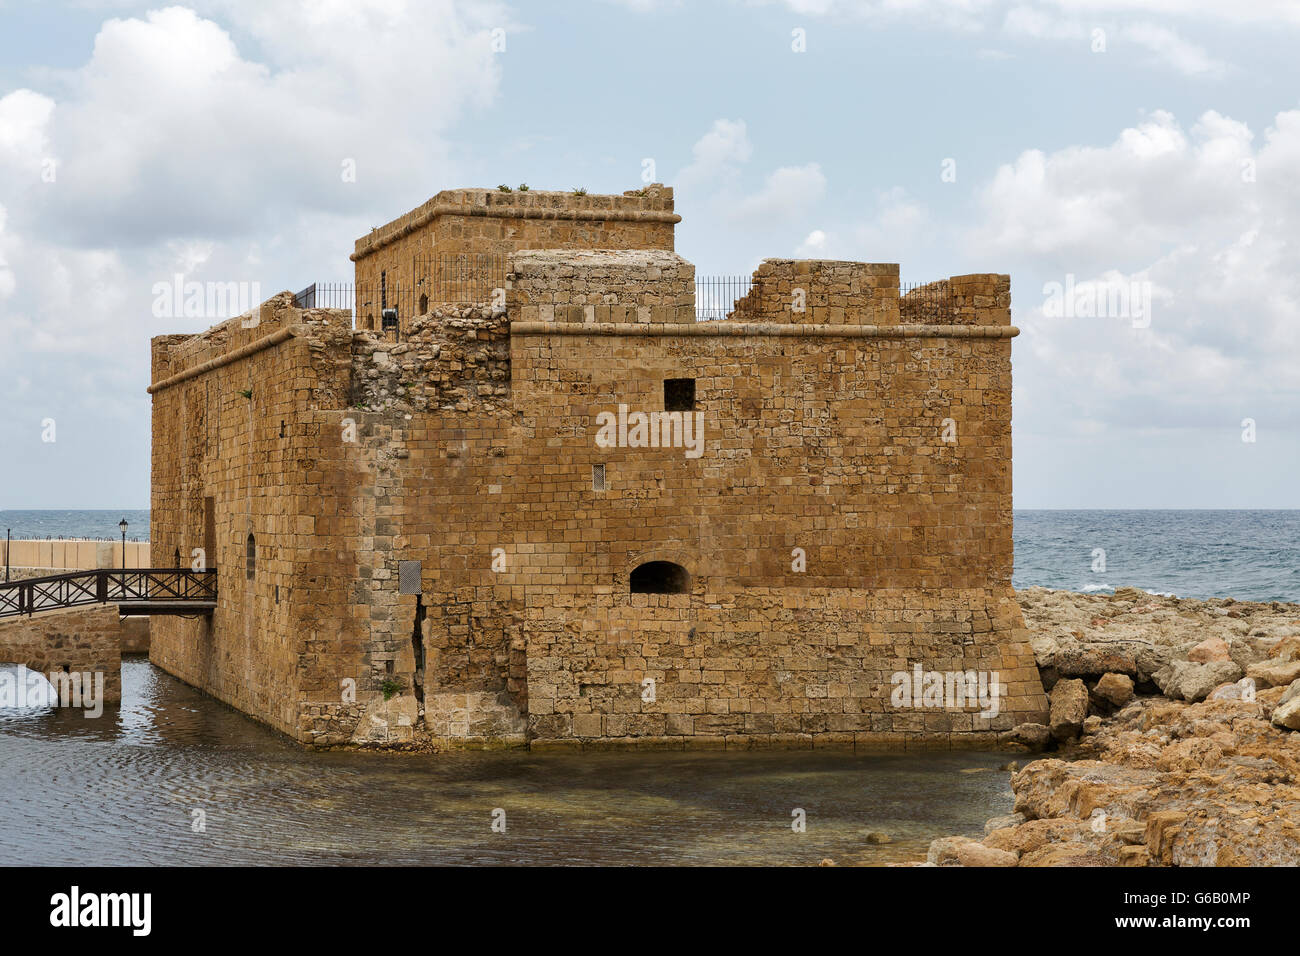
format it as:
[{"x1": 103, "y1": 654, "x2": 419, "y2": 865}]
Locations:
[
  {"x1": 351, "y1": 185, "x2": 680, "y2": 332},
  {"x1": 507, "y1": 249, "x2": 696, "y2": 325},
  {"x1": 150, "y1": 235, "x2": 1046, "y2": 749},
  {"x1": 526, "y1": 588, "x2": 1042, "y2": 747},
  {"x1": 148, "y1": 293, "x2": 359, "y2": 738},
  {"x1": 729, "y1": 259, "x2": 901, "y2": 325},
  {"x1": 0, "y1": 604, "x2": 122, "y2": 702}
]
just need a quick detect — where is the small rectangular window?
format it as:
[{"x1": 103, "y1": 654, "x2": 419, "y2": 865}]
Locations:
[
  {"x1": 592, "y1": 463, "x2": 606, "y2": 491},
  {"x1": 664, "y1": 378, "x2": 695, "y2": 411}
]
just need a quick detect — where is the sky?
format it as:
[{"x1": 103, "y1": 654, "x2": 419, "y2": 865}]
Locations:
[{"x1": 1, "y1": 0, "x2": 1298, "y2": 509}]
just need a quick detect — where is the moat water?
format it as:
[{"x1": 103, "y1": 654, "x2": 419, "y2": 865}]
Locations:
[{"x1": 0, "y1": 659, "x2": 1015, "y2": 866}]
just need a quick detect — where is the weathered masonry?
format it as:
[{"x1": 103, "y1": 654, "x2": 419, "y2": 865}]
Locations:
[{"x1": 149, "y1": 185, "x2": 1048, "y2": 749}]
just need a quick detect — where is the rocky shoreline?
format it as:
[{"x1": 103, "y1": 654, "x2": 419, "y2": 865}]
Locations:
[{"x1": 923, "y1": 586, "x2": 1300, "y2": 867}]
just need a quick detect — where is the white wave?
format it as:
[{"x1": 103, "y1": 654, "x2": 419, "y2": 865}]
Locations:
[{"x1": 1080, "y1": 583, "x2": 1115, "y2": 593}]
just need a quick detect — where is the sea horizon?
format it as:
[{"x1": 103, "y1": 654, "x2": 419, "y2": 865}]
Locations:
[{"x1": 4, "y1": 508, "x2": 1298, "y2": 604}]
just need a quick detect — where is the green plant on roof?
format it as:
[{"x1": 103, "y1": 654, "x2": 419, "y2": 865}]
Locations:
[
  {"x1": 497, "y1": 184, "x2": 512, "y2": 192},
  {"x1": 517, "y1": 183, "x2": 529, "y2": 191},
  {"x1": 572, "y1": 187, "x2": 587, "y2": 196}
]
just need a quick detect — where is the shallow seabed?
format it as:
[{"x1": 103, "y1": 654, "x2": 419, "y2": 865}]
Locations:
[{"x1": 0, "y1": 659, "x2": 1015, "y2": 866}]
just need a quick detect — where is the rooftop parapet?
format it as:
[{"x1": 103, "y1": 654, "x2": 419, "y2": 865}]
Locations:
[
  {"x1": 148, "y1": 291, "x2": 352, "y2": 393},
  {"x1": 727, "y1": 260, "x2": 1011, "y2": 328},
  {"x1": 727, "y1": 259, "x2": 902, "y2": 325},
  {"x1": 352, "y1": 185, "x2": 680, "y2": 262},
  {"x1": 506, "y1": 249, "x2": 696, "y2": 326}
]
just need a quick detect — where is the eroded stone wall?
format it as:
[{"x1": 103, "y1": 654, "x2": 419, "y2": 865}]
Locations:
[{"x1": 728, "y1": 259, "x2": 901, "y2": 325}]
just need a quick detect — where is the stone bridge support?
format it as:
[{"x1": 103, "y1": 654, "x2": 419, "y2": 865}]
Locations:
[{"x1": 0, "y1": 605, "x2": 122, "y2": 703}]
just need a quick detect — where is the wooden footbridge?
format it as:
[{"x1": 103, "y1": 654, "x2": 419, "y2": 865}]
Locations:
[{"x1": 0, "y1": 568, "x2": 217, "y2": 619}]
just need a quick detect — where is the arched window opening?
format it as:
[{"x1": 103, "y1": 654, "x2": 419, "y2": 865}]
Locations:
[
  {"x1": 246, "y1": 533, "x2": 256, "y2": 581},
  {"x1": 418, "y1": 293, "x2": 429, "y2": 315},
  {"x1": 630, "y1": 561, "x2": 690, "y2": 594},
  {"x1": 173, "y1": 548, "x2": 181, "y2": 568}
]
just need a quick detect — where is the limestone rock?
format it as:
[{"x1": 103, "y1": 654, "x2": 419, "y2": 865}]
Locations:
[
  {"x1": 1271, "y1": 695, "x2": 1300, "y2": 731},
  {"x1": 956, "y1": 842, "x2": 1019, "y2": 867},
  {"x1": 984, "y1": 812, "x2": 1025, "y2": 834},
  {"x1": 1054, "y1": 643, "x2": 1137, "y2": 677},
  {"x1": 1154, "y1": 660, "x2": 1243, "y2": 702},
  {"x1": 1004, "y1": 722, "x2": 1051, "y2": 750},
  {"x1": 1188, "y1": 637, "x2": 1232, "y2": 663},
  {"x1": 1268, "y1": 637, "x2": 1300, "y2": 663},
  {"x1": 926, "y1": 836, "x2": 1017, "y2": 867},
  {"x1": 1094, "y1": 672, "x2": 1134, "y2": 707},
  {"x1": 1049, "y1": 679, "x2": 1089, "y2": 740},
  {"x1": 1208, "y1": 677, "x2": 1258, "y2": 702},
  {"x1": 1248, "y1": 659, "x2": 1300, "y2": 689}
]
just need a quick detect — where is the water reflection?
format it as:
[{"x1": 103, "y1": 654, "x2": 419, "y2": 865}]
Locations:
[{"x1": 0, "y1": 659, "x2": 1013, "y2": 866}]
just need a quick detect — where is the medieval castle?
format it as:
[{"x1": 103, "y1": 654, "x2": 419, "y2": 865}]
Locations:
[{"x1": 148, "y1": 184, "x2": 1049, "y2": 749}]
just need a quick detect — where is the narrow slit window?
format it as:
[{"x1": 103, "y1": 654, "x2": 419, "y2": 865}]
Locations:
[
  {"x1": 664, "y1": 378, "x2": 695, "y2": 412},
  {"x1": 592, "y1": 463, "x2": 606, "y2": 491},
  {"x1": 246, "y1": 533, "x2": 256, "y2": 581}
]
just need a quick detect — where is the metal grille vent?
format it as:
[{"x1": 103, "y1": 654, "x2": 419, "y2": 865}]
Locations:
[{"x1": 398, "y1": 560, "x2": 422, "y2": 595}]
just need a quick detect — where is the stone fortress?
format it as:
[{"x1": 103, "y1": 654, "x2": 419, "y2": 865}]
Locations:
[{"x1": 148, "y1": 183, "x2": 1049, "y2": 749}]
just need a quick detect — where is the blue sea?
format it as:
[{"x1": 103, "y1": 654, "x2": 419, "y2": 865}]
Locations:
[{"x1": 2, "y1": 509, "x2": 1297, "y2": 603}]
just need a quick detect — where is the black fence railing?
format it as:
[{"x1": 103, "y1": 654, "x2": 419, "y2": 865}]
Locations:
[
  {"x1": 900, "y1": 280, "x2": 954, "y2": 323},
  {"x1": 294, "y1": 254, "x2": 509, "y2": 333},
  {"x1": 294, "y1": 270, "x2": 954, "y2": 327},
  {"x1": 695, "y1": 275, "x2": 753, "y2": 321},
  {"x1": 0, "y1": 568, "x2": 217, "y2": 619}
]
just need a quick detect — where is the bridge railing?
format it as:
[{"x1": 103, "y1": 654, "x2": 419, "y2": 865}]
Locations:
[{"x1": 0, "y1": 568, "x2": 217, "y2": 619}]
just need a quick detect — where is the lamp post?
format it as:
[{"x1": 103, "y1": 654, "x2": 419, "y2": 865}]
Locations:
[
  {"x1": 119, "y1": 519, "x2": 128, "y2": 571},
  {"x1": 4, "y1": 528, "x2": 9, "y2": 582}
]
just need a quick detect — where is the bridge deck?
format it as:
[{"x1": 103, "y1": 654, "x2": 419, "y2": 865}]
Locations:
[{"x1": 0, "y1": 568, "x2": 218, "y2": 620}]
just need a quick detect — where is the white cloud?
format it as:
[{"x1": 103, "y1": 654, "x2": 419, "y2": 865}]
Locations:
[
  {"x1": 0, "y1": 2, "x2": 510, "y2": 505},
  {"x1": 1120, "y1": 21, "x2": 1225, "y2": 76},
  {"x1": 733, "y1": 163, "x2": 827, "y2": 222},
  {"x1": 797, "y1": 229, "x2": 827, "y2": 255},
  {"x1": 678, "y1": 118, "x2": 753, "y2": 187},
  {"x1": 970, "y1": 108, "x2": 1300, "y2": 435}
]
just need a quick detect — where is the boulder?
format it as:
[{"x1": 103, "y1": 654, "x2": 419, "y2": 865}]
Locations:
[
  {"x1": 984, "y1": 813, "x2": 1026, "y2": 835},
  {"x1": 1054, "y1": 643, "x2": 1137, "y2": 677},
  {"x1": 1269, "y1": 637, "x2": 1300, "y2": 663},
  {"x1": 1188, "y1": 637, "x2": 1232, "y2": 664},
  {"x1": 1246, "y1": 659, "x2": 1300, "y2": 689},
  {"x1": 1281, "y1": 680, "x2": 1300, "y2": 706},
  {"x1": 1153, "y1": 661, "x2": 1243, "y2": 702},
  {"x1": 1049, "y1": 679, "x2": 1089, "y2": 740},
  {"x1": 1272, "y1": 687, "x2": 1300, "y2": 731},
  {"x1": 1094, "y1": 672, "x2": 1134, "y2": 707},
  {"x1": 1208, "y1": 677, "x2": 1258, "y2": 702},
  {"x1": 926, "y1": 836, "x2": 1017, "y2": 867},
  {"x1": 956, "y1": 842, "x2": 1019, "y2": 867},
  {"x1": 1004, "y1": 722, "x2": 1052, "y2": 750}
]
